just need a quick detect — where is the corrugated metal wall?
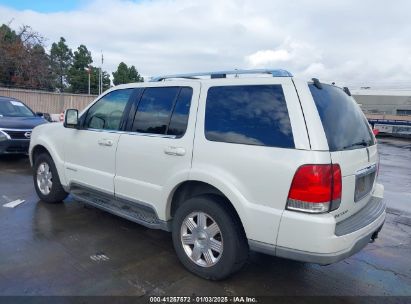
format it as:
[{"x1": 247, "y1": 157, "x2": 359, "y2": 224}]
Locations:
[
  {"x1": 353, "y1": 92, "x2": 411, "y2": 115},
  {"x1": 0, "y1": 87, "x2": 97, "y2": 113}
]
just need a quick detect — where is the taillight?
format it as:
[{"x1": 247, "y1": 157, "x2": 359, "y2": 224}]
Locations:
[
  {"x1": 331, "y1": 164, "x2": 342, "y2": 211},
  {"x1": 287, "y1": 164, "x2": 342, "y2": 213}
]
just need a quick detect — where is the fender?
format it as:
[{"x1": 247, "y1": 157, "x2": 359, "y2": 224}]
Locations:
[
  {"x1": 29, "y1": 123, "x2": 68, "y2": 187},
  {"x1": 164, "y1": 167, "x2": 283, "y2": 245}
]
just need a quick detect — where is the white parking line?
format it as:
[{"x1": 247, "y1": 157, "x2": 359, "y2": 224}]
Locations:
[
  {"x1": 3, "y1": 199, "x2": 25, "y2": 208},
  {"x1": 90, "y1": 253, "x2": 110, "y2": 262}
]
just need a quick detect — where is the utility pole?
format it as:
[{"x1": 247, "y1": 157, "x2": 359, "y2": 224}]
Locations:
[
  {"x1": 88, "y1": 69, "x2": 91, "y2": 95},
  {"x1": 99, "y1": 51, "x2": 104, "y2": 95},
  {"x1": 85, "y1": 66, "x2": 91, "y2": 95},
  {"x1": 98, "y1": 68, "x2": 101, "y2": 95}
]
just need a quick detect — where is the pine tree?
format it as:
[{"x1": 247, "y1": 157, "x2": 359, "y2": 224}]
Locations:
[
  {"x1": 68, "y1": 45, "x2": 93, "y2": 93},
  {"x1": 50, "y1": 37, "x2": 73, "y2": 92},
  {"x1": 112, "y1": 62, "x2": 144, "y2": 85}
]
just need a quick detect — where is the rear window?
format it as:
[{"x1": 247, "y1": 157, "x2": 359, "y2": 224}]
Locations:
[
  {"x1": 205, "y1": 85, "x2": 294, "y2": 148},
  {"x1": 309, "y1": 84, "x2": 375, "y2": 151}
]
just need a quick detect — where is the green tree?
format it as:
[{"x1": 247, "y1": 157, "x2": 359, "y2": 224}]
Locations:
[
  {"x1": 112, "y1": 62, "x2": 143, "y2": 85},
  {"x1": 0, "y1": 24, "x2": 19, "y2": 86},
  {"x1": 128, "y1": 65, "x2": 144, "y2": 83},
  {"x1": 68, "y1": 44, "x2": 93, "y2": 93},
  {"x1": 24, "y1": 44, "x2": 54, "y2": 90},
  {"x1": 90, "y1": 67, "x2": 111, "y2": 95},
  {"x1": 0, "y1": 23, "x2": 54, "y2": 90},
  {"x1": 112, "y1": 62, "x2": 128, "y2": 85},
  {"x1": 50, "y1": 37, "x2": 73, "y2": 92}
]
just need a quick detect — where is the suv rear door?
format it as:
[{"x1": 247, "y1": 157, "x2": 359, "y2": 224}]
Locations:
[
  {"x1": 114, "y1": 82, "x2": 200, "y2": 218},
  {"x1": 191, "y1": 77, "x2": 313, "y2": 245},
  {"x1": 308, "y1": 83, "x2": 378, "y2": 222}
]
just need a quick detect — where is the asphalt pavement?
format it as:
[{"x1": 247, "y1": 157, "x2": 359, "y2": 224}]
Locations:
[{"x1": 0, "y1": 137, "x2": 410, "y2": 299}]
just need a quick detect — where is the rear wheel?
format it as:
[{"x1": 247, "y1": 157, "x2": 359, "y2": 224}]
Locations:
[
  {"x1": 172, "y1": 195, "x2": 248, "y2": 280},
  {"x1": 33, "y1": 153, "x2": 68, "y2": 203}
]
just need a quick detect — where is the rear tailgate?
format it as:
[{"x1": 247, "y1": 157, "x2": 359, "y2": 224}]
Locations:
[
  {"x1": 308, "y1": 83, "x2": 378, "y2": 222},
  {"x1": 330, "y1": 146, "x2": 378, "y2": 222}
]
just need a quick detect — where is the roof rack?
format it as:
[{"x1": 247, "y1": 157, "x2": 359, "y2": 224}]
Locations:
[{"x1": 150, "y1": 69, "x2": 293, "y2": 82}]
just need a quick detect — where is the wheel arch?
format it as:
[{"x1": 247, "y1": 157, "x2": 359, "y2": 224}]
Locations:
[
  {"x1": 167, "y1": 180, "x2": 247, "y2": 238},
  {"x1": 31, "y1": 144, "x2": 51, "y2": 163},
  {"x1": 30, "y1": 142, "x2": 67, "y2": 187}
]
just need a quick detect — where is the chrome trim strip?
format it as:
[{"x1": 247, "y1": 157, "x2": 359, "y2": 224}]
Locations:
[
  {"x1": 0, "y1": 128, "x2": 32, "y2": 140},
  {"x1": 356, "y1": 163, "x2": 377, "y2": 178},
  {"x1": 0, "y1": 130, "x2": 11, "y2": 140},
  {"x1": 0, "y1": 128, "x2": 32, "y2": 132},
  {"x1": 84, "y1": 128, "x2": 177, "y2": 139}
]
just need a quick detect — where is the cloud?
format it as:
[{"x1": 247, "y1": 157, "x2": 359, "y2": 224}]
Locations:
[
  {"x1": 1, "y1": 0, "x2": 411, "y2": 88},
  {"x1": 247, "y1": 49, "x2": 291, "y2": 66}
]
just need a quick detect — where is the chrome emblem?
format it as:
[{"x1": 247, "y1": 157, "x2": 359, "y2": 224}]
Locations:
[{"x1": 24, "y1": 131, "x2": 31, "y2": 139}]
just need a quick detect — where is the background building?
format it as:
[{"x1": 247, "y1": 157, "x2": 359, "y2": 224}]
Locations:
[
  {"x1": 352, "y1": 90, "x2": 411, "y2": 136},
  {"x1": 352, "y1": 90, "x2": 411, "y2": 116}
]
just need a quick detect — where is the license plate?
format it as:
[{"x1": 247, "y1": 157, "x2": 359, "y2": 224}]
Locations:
[
  {"x1": 355, "y1": 165, "x2": 377, "y2": 202},
  {"x1": 357, "y1": 178, "x2": 366, "y2": 193}
]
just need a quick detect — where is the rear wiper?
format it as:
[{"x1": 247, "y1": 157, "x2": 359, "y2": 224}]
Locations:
[{"x1": 342, "y1": 140, "x2": 369, "y2": 150}]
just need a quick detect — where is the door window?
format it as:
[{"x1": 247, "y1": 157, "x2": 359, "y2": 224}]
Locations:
[
  {"x1": 84, "y1": 89, "x2": 134, "y2": 130},
  {"x1": 131, "y1": 87, "x2": 193, "y2": 137},
  {"x1": 167, "y1": 87, "x2": 193, "y2": 137}
]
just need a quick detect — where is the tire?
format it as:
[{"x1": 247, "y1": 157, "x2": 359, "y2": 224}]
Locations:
[
  {"x1": 172, "y1": 195, "x2": 248, "y2": 280},
  {"x1": 33, "y1": 153, "x2": 68, "y2": 203}
]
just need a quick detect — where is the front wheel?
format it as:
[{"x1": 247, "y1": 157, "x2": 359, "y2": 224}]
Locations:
[
  {"x1": 172, "y1": 195, "x2": 248, "y2": 280},
  {"x1": 33, "y1": 153, "x2": 68, "y2": 203}
]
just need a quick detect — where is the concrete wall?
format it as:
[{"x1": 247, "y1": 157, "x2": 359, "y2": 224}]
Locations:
[{"x1": 0, "y1": 87, "x2": 97, "y2": 114}]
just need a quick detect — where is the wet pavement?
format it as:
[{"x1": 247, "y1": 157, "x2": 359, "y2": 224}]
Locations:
[{"x1": 0, "y1": 138, "x2": 410, "y2": 297}]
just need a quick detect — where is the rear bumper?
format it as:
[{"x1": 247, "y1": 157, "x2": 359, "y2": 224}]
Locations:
[
  {"x1": 275, "y1": 220, "x2": 384, "y2": 264},
  {"x1": 249, "y1": 186, "x2": 386, "y2": 264},
  {"x1": 249, "y1": 219, "x2": 384, "y2": 264},
  {"x1": 0, "y1": 139, "x2": 30, "y2": 154}
]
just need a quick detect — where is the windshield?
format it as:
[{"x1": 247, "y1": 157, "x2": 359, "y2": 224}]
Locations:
[
  {"x1": 0, "y1": 100, "x2": 35, "y2": 118},
  {"x1": 309, "y1": 83, "x2": 375, "y2": 151}
]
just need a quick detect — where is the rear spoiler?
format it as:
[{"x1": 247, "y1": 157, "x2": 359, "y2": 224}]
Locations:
[{"x1": 311, "y1": 78, "x2": 352, "y2": 96}]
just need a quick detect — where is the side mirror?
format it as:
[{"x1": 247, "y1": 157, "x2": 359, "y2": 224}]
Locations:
[
  {"x1": 35, "y1": 112, "x2": 44, "y2": 117},
  {"x1": 43, "y1": 113, "x2": 52, "y2": 122},
  {"x1": 64, "y1": 109, "x2": 79, "y2": 129}
]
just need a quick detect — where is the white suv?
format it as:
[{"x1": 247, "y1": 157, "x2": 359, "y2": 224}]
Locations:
[{"x1": 29, "y1": 69, "x2": 385, "y2": 280}]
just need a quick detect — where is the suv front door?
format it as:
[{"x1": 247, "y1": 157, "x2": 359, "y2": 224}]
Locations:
[
  {"x1": 114, "y1": 82, "x2": 200, "y2": 219},
  {"x1": 64, "y1": 88, "x2": 135, "y2": 194}
]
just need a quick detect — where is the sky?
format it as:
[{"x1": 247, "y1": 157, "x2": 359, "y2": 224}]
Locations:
[{"x1": 0, "y1": 0, "x2": 410, "y2": 89}]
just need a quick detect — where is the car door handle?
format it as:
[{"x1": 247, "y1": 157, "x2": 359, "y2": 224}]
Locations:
[
  {"x1": 98, "y1": 139, "x2": 114, "y2": 147},
  {"x1": 164, "y1": 146, "x2": 186, "y2": 156}
]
